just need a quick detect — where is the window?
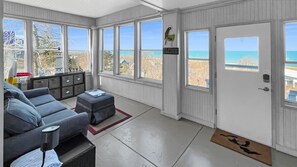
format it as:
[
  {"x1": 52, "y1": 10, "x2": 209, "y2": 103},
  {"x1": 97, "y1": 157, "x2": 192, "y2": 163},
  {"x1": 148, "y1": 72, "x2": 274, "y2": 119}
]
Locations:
[
  {"x1": 186, "y1": 30, "x2": 210, "y2": 88},
  {"x1": 33, "y1": 22, "x2": 62, "y2": 76},
  {"x1": 284, "y1": 22, "x2": 297, "y2": 103},
  {"x1": 68, "y1": 27, "x2": 90, "y2": 72},
  {"x1": 102, "y1": 27, "x2": 114, "y2": 73},
  {"x1": 140, "y1": 19, "x2": 163, "y2": 80},
  {"x1": 225, "y1": 37, "x2": 259, "y2": 72},
  {"x1": 119, "y1": 24, "x2": 134, "y2": 76},
  {"x1": 3, "y1": 18, "x2": 26, "y2": 78}
]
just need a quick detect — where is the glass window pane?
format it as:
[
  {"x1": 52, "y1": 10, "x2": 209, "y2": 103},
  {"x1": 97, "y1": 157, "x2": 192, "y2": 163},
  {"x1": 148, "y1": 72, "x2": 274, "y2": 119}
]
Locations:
[
  {"x1": 3, "y1": 18, "x2": 26, "y2": 78},
  {"x1": 285, "y1": 23, "x2": 297, "y2": 62},
  {"x1": 285, "y1": 64, "x2": 297, "y2": 102},
  {"x1": 32, "y1": 22, "x2": 62, "y2": 76},
  {"x1": 119, "y1": 24, "x2": 134, "y2": 76},
  {"x1": 103, "y1": 27, "x2": 114, "y2": 72},
  {"x1": 187, "y1": 31, "x2": 209, "y2": 88},
  {"x1": 224, "y1": 37, "x2": 259, "y2": 72},
  {"x1": 188, "y1": 60, "x2": 209, "y2": 88},
  {"x1": 141, "y1": 19, "x2": 163, "y2": 80},
  {"x1": 68, "y1": 27, "x2": 90, "y2": 72},
  {"x1": 188, "y1": 31, "x2": 209, "y2": 59}
]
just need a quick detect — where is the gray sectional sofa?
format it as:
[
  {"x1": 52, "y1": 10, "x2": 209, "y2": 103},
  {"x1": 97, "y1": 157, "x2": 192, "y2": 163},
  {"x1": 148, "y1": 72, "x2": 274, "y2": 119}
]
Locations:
[{"x1": 4, "y1": 86, "x2": 89, "y2": 163}]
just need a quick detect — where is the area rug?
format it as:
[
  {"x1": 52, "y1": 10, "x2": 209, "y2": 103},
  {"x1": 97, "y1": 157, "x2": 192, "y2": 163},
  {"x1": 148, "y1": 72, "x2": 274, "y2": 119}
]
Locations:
[
  {"x1": 211, "y1": 129, "x2": 272, "y2": 166},
  {"x1": 88, "y1": 109, "x2": 132, "y2": 135}
]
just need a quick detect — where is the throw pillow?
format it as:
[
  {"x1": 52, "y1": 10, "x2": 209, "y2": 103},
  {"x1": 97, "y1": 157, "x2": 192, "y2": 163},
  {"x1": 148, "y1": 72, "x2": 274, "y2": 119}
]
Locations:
[
  {"x1": 4, "y1": 81, "x2": 36, "y2": 109},
  {"x1": 4, "y1": 98, "x2": 44, "y2": 135}
]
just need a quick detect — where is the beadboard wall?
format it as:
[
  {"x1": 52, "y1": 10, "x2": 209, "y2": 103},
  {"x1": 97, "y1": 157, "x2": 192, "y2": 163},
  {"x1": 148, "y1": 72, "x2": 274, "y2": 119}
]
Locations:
[
  {"x1": 0, "y1": 0, "x2": 4, "y2": 164},
  {"x1": 96, "y1": 5, "x2": 158, "y2": 26},
  {"x1": 96, "y1": 5, "x2": 162, "y2": 109},
  {"x1": 181, "y1": 0, "x2": 297, "y2": 155},
  {"x1": 4, "y1": 1, "x2": 95, "y2": 26}
]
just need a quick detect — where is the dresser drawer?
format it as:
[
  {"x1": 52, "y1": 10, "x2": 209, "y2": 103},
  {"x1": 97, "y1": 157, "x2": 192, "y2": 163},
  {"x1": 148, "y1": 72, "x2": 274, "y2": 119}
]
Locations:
[
  {"x1": 50, "y1": 88, "x2": 61, "y2": 100},
  {"x1": 62, "y1": 86, "x2": 74, "y2": 99},
  {"x1": 74, "y1": 84, "x2": 85, "y2": 95},
  {"x1": 48, "y1": 77, "x2": 60, "y2": 89},
  {"x1": 62, "y1": 75, "x2": 74, "y2": 87},
  {"x1": 74, "y1": 74, "x2": 83, "y2": 84},
  {"x1": 33, "y1": 79, "x2": 48, "y2": 88}
]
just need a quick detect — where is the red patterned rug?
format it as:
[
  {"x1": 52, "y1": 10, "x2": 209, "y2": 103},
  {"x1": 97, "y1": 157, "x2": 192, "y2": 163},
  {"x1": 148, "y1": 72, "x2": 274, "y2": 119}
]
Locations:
[{"x1": 88, "y1": 108, "x2": 132, "y2": 135}]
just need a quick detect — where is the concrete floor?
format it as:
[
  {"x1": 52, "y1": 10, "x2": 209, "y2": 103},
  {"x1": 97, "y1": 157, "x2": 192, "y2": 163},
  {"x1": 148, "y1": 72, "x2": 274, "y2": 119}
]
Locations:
[{"x1": 61, "y1": 93, "x2": 297, "y2": 167}]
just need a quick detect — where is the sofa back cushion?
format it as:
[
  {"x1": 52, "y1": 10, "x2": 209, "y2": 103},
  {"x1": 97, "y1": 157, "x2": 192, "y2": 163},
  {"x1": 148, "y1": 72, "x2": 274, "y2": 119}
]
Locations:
[
  {"x1": 4, "y1": 81, "x2": 36, "y2": 109},
  {"x1": 4, "y1": 98, "x2": 44, "y2": 135}
]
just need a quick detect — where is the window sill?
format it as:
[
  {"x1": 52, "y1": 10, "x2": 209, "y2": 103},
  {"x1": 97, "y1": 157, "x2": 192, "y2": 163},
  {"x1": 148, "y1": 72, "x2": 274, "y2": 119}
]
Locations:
[
  {"x1": 98, "y1": 73, "x2": 162, "y2": 88},
  {"x1": 283, "y1": 101, "x2": 297, "y2": 110},
  {"x1": 185, "y1": 85, "x2": 210, "y2": 93}
]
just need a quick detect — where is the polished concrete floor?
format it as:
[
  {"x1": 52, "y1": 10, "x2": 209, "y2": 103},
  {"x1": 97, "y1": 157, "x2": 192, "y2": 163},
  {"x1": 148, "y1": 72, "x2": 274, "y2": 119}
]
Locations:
[{"x1": 61, "y1": 93, "x2": 297, "y2": 167}]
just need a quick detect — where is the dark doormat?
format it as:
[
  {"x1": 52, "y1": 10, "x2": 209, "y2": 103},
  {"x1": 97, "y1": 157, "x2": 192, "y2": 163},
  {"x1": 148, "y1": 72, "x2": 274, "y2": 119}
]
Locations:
[{"x1": 211, "y1": 129, "x2": 272, "y2": 166}]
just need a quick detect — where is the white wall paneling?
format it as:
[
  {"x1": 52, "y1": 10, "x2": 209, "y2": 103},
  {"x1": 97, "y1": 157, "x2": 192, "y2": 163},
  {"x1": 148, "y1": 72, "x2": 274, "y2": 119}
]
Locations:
[
  {"x1": 0, "y1": 0, "x2": 4, "y2": 164},
  {"x1": 96, "y1": 5, "x2": 159, "y2": 27},
  {"x1": 100, "y1": 76, "x2": 162, "y2": 109},
  {"x1": 4, "y1": 1, "x2": 95, "y2": 27},
  {"x1": 161, "y1": 11, "x2": 182, "y2": 120},
  {"x1": 97, "y1": 5, "x2": 163, "y2": 109},
  {"x1": 180, "y1": 0, "x2": 297, "y2": 156},
  {"x1": 91, "y1": 27, "x2": 99, "y2": 89}
]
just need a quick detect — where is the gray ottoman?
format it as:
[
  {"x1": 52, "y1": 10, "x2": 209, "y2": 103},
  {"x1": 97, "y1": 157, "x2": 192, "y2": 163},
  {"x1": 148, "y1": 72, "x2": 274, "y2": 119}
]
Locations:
[{"x1": 75, "y1": 93, "x2": 115, "y2": 125}]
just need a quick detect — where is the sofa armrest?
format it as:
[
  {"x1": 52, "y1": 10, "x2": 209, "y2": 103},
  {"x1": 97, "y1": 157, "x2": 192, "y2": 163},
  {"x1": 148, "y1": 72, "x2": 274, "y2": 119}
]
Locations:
[
  {"x1": 23, "y1": 88, "x2": 50, "y2": 99},
  {"x1": 4, "y1": 112, "x2": 89, "y2": 163}
]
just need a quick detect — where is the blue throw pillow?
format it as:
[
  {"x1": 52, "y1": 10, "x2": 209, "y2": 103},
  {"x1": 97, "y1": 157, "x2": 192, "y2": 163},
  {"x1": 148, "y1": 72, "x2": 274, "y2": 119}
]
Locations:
[
  {"x1": 4, "y1": 81, "x2": 36, "y2": 109},
  {"x1": 4, "y1": 98, "x2": 44, "y2": 135}
]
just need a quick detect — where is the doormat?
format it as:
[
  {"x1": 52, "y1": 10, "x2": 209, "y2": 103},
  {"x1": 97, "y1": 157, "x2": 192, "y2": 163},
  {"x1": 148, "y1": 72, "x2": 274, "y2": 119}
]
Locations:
[
  {"x1": 88, "y1": 108, "x2": 132, "y2": 135},
  {"x1": 211, "y1": 129, "x2": 272, "y2": 166}
]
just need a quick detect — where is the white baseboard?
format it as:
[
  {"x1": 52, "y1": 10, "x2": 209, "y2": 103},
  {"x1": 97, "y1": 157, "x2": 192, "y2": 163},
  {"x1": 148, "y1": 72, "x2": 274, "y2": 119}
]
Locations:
[
  {"x1": 180, "y1": 113, "x2": 215, "y2": 128},
  {"x1": 160, "y1": 111, "x2": 181, "y2": 120},
  {"x1": 276, "y1": 144, "x2": 297, "y2": 157}
]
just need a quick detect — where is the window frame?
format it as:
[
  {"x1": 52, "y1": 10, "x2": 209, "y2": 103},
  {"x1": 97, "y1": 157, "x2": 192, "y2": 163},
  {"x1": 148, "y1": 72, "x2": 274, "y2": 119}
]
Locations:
[
  {"x1": 117, "y1": 22, "x2": 135, "y2": 78},
  {"x1": 3, "y1": 17, "x2": 27, "y2": 75},
  {"x1": 101, "y1": 26, "x2": 115, "y2": 75},
  {"x1": 32, "y1": 20, "x2": 63, "y2": 76},
  {"x1": 283, "y1": 20, "x2": 297, "y2": 107},
  {"x1": 184, "y1": 29, "x2": 211, "y2": 92},
  {"x1": 138, "y1": 17, "x2": 163, "y2": 83},
  {"x1": 67, "y1": 26, "x2": 92, "y2": 72}
]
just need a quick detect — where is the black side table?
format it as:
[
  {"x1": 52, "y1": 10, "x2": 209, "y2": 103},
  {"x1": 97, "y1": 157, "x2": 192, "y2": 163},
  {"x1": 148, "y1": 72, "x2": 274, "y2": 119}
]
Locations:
[{"x1": 55, "y1": 134, "x2": 96, "y2": 167}]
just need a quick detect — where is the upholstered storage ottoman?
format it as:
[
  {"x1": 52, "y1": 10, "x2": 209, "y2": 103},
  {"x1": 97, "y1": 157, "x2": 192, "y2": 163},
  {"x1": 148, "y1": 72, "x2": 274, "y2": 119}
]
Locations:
[{"x1": 75, "y1": 93, "x2": 115, "y2": 125}]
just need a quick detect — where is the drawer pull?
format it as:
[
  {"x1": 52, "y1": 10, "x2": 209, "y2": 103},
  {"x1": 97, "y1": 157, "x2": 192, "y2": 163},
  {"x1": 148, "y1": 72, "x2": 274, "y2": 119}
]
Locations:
[
  {"x1": 77, "y1": 78, "x2": 81, "y2": 81},
  {"x1": 66, "y1": 91, "x2": 70, "y2": 94},
  {"x1": 38, "y1": 81, "x2": 43, "y2": 83},
  {"x1": 66, "y1": 79, "x2": 70, "y2": 83}
]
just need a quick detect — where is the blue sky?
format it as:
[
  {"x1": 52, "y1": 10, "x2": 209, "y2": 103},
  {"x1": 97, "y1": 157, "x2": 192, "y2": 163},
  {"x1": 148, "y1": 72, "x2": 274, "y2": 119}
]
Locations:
[
  {"x1": 285, "y1": 23, "x2": 297, "y2": 51},
  {"x1": 68, "y1": 27, "x2": 89, "y2": 51},
  {"x1": 188, "y1": 31, "x2": 209, "y2": 51},
  {"x1": 225, "y1": 37, "x2": 258, "y2": 51},
  {"x1": 120, "y1": 24, "x2": 134, "y2": 50},
  {"x1": 3, "y1": 18, "x2": 25, "y2": 38}
]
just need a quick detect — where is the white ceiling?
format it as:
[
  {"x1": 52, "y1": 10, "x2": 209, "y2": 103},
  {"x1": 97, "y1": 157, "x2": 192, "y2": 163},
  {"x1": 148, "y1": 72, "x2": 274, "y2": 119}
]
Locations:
[{"x1": 5, "y1": 0, "x2": 222, "y2": 18}]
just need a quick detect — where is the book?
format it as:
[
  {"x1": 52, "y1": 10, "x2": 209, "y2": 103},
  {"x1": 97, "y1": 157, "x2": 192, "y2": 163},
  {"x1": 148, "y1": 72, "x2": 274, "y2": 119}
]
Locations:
[{"x1": 85, "y1": 89, "x2": 105, "y2": 97}]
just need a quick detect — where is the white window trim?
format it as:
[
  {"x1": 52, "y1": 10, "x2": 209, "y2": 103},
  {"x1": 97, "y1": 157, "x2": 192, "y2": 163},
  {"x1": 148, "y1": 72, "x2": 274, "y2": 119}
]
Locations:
[
  {"x1": 184, "y1": 29, "x2": 210, "y2": 92},
  {"x1": 100, "y1": 26, "x2": 115, "y2": 75},
  {"x1": 3, "y1": 17, "x2": 27, "y2": 73},
  {"x1": 67, "y1": 26, "x2": 92, "y2": 72},
  {"x1": 283, "y1": 20, "x2": 297, "y2": 107},
  {"x1": 138, "y1": 17, "x2": 163, "y2": 83},
  {"x1": 117, "y1": 22, "x2": 135, "y2": 78},
  {"x1": 98, "y1": 17, "x2": 163, "y2": 86}
]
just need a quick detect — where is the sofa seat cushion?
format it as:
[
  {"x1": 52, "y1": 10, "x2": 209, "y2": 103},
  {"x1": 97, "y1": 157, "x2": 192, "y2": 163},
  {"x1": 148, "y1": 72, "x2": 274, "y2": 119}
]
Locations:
[
  {"x1": 36, "y1": 101, "x2": 67, "y2": 117},
  {"x1": 4, "y1": 81, "x2": 36, "y2": 109},
  {"x1": 42, "y1": 109, "x2": 76, "y2": 125},
  {"x1": 29, "y1": 94, "x2": 56, "y2": 107},
  {"x1": 4, "y1": 98, "x2": 44, "y2": 135}
]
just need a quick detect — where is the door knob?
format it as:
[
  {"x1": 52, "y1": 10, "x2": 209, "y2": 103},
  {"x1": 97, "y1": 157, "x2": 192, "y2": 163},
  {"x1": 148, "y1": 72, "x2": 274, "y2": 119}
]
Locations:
[{"x1": 258, "y1": 87, "x2": 269, "y2": 92}]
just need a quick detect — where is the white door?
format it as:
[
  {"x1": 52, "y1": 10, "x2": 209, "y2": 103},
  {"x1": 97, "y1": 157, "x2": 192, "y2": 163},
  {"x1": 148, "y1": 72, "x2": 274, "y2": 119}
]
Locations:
[{"x1": 216, "y1": 23, "x2": 272, "y2": 146}]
